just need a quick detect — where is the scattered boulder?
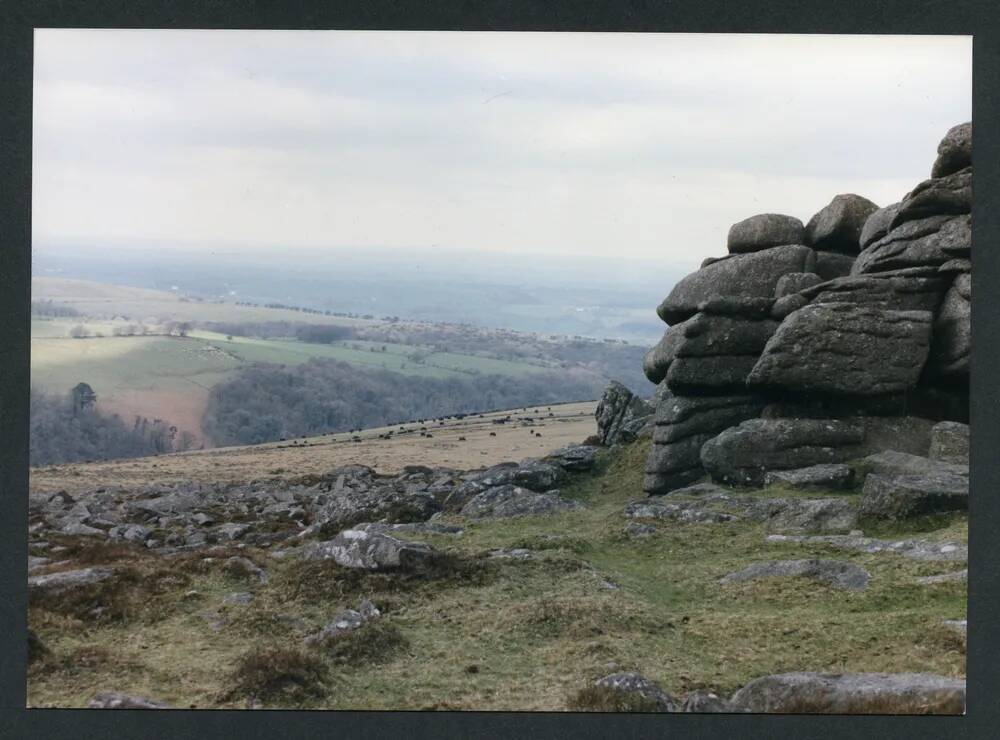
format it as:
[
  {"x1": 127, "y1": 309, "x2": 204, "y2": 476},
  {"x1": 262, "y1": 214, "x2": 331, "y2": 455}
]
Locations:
[
  {"x1": 303, "y1": 527, "x2": 437, "y2": 571},
  {"x1": 304, "y1": 600, "x2": 380, "y2": 647},
  {"x1": 761, "y1": 498, "x2": 858, "y2": 535},
  {"x1": 595, "y1": 381, "x2": 653, "y2": 446},
  {"x1": 929, "y1": 421, "x2": 969, "y2": 465},
  {"x1": 224, "y1": 556, "x2": 268, "y2": 584},
  {"x1": 624, "y1": 498, "x2": 737, "y2": 524},
  {"x1": 700, "y1": 418, "x2": 865, "y2": 487},
  {"x1": 747, "y1": 303, "x2": 933, "y2": 396},
  {"x1": 859, "y1": 450, "x2": 968, "y2": 479},
  {"x1": 656, "y1": 245, "x2": 814, "y2": 325},
  {"x1": 859, "y1": 472, "x2": 968, "y2": 520},
  {"x1": 729, "y1": 672, "x2": 965, "y2": 714},
  {"x1": 316, "y1": 484, "x2": 440, "y2": 535},
  {"x1": 764, "y1": 464, "x2": 855, "y2": 490},
  {"x1": 87, "y1": 692, "x2": 173, "y2": 709},
  {"x1": 804, "y1": 194, "x2": 879, "y2": 254},
  {"x1": 853, "y1": 214, "x2": 970, "y2": 275},
  {"x1": 28, "y1": 566, "x2": 115, "y2": 597},
  {"x1": 765, "y1": 533, "x2": 967, "y2": 561},
  {"x1": 592, "y1": 672, "x2": 680, "y2": 712},
  {"x1": 727, "y1": 213, "x2": 805, "y2": 254},
  {"x1": 460, "y1": 485, "x2": 581, "y2": 519},
  {"x1": 682, "y1": 690, "x2": 733, "y2": 713},
  {"x1": 720, "y1": 558, "x2": 870, "y2": 591},
  {"x1": 931, "y1": 122, "x2": 972, "y2": 178},
  {"x1": 545, "y1": 445, "x2": 600, "y2": 472}
]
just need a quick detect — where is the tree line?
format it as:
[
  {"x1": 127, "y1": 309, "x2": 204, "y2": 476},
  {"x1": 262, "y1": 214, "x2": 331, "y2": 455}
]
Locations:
[
  {"x1": 29, "y1": 385, "x2": 196, "y2": 466},
  {"x1": 201, "y1": 358, "x2": 603, "y2": 447}
]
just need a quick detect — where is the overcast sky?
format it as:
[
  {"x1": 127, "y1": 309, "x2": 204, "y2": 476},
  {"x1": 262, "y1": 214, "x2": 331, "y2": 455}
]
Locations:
[{"x1": 33, "y1": 30, "x2": 971, "y2": 269}]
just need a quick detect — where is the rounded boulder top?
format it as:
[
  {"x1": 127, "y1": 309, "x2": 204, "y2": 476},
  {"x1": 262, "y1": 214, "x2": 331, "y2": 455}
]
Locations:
[
  {"x1": 804, "y1": 194, "x2": 880, "y2": 255},
  {"x1": 727, "y1": 213, "x2": 805, "y2": 254},
  {"x1": 931, "y1": 121, "x2": 971, "y2": 178}
]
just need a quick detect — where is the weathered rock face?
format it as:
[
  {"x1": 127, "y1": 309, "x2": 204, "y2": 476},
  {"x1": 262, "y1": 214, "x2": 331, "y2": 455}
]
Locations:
[
  {"x1": 774, "y1": 272, "x2": 823, "y2": 298},
  {"x1": 700, "y1": 418, "x2": 865, "y2": 487},
  {"x1": 761, "y1": 497, "x2": 858, "y2": 534},
  {"x1": 927, "y1": 273, "x2": 970, "y2": 378},
  {"x1": 859, "y1": 472, "x2": 968, "y2": 520},
  {"x1": 747, "y1": 304, "x2": 933, "y2": 397},
  {"x1": 929, "y1": 421, "x2": 969, "y2": 465},
  {"x1": 859, "y1": 202, "x2": 902, "y2": 249},
  {"x1": 804, "y1": 194, "x2": 880, "y2": 254},
  {"x1": 729, "y1": 672, "x2": 965, "y2": 714},
  {"x1": 799, "y1": 273, "x2": 946, "y2": 313},
  {"x1": 727, "y1": 213, "x2": 805, "y2": 254},
  {"x1": 812, "y1": 251, "x2": 857, "y2": 281},
  {"x1": 720, "y1": 558, "x2": 870, "y2": 591},
  {"x1": 643, "y1": 323, "x2": 686, "y2": 384},
  {"x1": 595, "y1": 381, "x2": 653, "y2": 446},
  {"x1": 662, "y1": 312, "x2": 779, "y2": 394},
  {"x1": 853, "y1": 214, "x2": 970, "y2": 275},
  {"x1": 459, "y1": 485, "x2": 581, "y2": 519},
  {"x1": 545, "y1": 445, "x2": 600, "y2": 472},
  {"x1": 763, "y1": 464, "x2": 855, "y2": 490},
  {"x1": 891, "y1": 168, "x2": 971, "y2": 228},
  {"x1": 931, "y1": 121, "x2": 971, "y2": 178},
  {"x1": 644, "y1": 390, "x2": 765, "y2": 494},
  {"x1": 303, "y1": 527, "x2": 437, "y2": 571},
  {"x1": 860, "y1": 450, "x2": 968, "y2": 479},
  {"x1": 656, "y1": 245, "x2": 814, "y2": 325}
]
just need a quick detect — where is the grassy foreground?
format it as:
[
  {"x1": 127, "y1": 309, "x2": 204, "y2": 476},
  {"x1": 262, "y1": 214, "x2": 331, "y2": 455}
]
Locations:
[{"x1": 27, "y1": 440, "x2": 967, "y2": 710}]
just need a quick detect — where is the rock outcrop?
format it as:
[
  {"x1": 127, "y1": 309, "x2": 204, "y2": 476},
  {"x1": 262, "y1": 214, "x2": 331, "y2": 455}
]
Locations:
[
  {"x1": 729, "y1": 672, "x2": 965, "y2": 714},
  {"x1": 595, "y1": 381, "x2": 653, "y2": 446},
  {"x1": 642, "y1": 122, "x2": 970, "y2": 494}
]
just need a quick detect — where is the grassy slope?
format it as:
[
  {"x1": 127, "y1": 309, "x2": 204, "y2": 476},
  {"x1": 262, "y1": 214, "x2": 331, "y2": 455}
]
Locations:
[{"x1": 27, "y1": 440, "x2": 967, "y2": 710}]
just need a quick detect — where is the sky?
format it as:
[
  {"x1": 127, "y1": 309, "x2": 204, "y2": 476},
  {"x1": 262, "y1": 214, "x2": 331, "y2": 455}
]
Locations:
[{"x1": 33, "y1": 30, "x2": 971, "y2": 271}]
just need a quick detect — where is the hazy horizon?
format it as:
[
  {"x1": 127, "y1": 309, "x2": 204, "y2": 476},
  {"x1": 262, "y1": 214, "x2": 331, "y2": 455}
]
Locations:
[{"x1": 33, "y1": 30, "x2": 971, "y2": 273}]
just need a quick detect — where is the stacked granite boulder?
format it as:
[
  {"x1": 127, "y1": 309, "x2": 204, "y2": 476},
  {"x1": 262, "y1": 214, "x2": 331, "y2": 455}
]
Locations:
[{"x1": 643, "y1": 122, "x2": 970, "y2": 495}]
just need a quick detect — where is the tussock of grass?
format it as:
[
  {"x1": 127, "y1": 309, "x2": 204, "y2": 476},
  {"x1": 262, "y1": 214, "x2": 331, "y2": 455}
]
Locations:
[
  {"x1": 221, "y1": 646, "x2": 329, "y2": 703},
  {"x1": 318, "y1": 621, "x2": 409, "y2": 666},
  {"x1": 30, "y1": 565, "x2": 190, "y2": 624},
  {"x1": 567, "y1": 684, "x2": 665, "y2": 713}
]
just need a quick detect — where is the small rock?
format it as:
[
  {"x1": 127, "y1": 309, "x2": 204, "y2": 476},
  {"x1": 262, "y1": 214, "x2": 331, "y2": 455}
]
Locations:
[
  {"x1": 593, "y1": 672, "x2": 680, "y2": 712},
  {"x1": 624, "y1": 522, "x2": 657, "y2": 538},
  {"x1": 223, "y1": 592, "x2": 253, "y2": 605},
  {"x1": 87, "y1": 692, "x2": 172, "y2": 709},
  {"x1": 682, "y1": 690, "x2": 733, "y2": 713}
]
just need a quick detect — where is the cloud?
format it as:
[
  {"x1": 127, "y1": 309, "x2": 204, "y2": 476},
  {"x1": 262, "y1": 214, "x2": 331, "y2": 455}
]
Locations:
[{"x1": 32, "y1": 30, "x2": 971, "y2": 270}]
